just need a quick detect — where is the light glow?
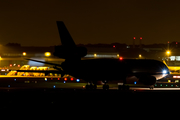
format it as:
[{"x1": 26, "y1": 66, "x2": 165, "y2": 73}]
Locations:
[{"x1": 45, "y1": 52, "x2": 51, "y2": 57}]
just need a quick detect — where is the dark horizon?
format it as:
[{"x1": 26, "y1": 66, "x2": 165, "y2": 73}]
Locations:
[{"x1": 1, "y1": 0, "x2": 180, "y2": 46}]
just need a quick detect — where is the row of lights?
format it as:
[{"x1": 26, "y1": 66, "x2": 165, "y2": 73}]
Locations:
[
  {"x1": 45, "y1": 77, "x2": 80, "y2": 82},
  {"x1": 23, "y1": 52, "x2": 51, "y2": 57}
]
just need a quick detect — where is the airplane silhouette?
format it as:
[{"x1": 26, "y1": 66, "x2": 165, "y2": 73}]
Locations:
[{"x1": 20, "y1": 21, "x2": 169, "y2": 90}]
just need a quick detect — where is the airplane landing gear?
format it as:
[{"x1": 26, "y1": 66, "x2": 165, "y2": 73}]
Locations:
[
  {"x1": 102, "y1": 80, "x2": 109, "y2": 90},
  {"x1": 118, "y1": 78, "x2": 129, "y2": 91},
  {"x1": 149, "y1": 85, "x2": 154, "y2": 90},
  {"x1": 85, "y1": 82, "x2": 97, "y2": 90}
]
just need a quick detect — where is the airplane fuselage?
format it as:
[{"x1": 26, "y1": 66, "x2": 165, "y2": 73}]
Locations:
[{"x1": 61, "y1": 58, "x2": 169, "y2": 85}]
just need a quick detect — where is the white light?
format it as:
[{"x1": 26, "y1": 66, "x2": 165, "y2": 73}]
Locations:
[
  {"x1": 163, "y1": 70, "x2": 167, "y2": 74},
  {"x1": 76, "y1": 79, "x2": 80, "y2": 82},
  {"x1": 64, "y1": 81, "x2": 66, "y2": 83}
]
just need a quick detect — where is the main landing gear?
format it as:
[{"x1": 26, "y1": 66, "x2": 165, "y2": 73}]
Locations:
[
  {"x1": 85, "y1": 81, "x2": 110, "y2": 90},
  {"x1": 85, "y1": 83, "x2": 97, "y2": 90}
]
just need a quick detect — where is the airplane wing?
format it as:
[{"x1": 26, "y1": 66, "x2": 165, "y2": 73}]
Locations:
[
  {"x1": 26, "y1": 59, "x2": 62, "y2": 67},
  {"x1": 16, "y1": 70, "x2": 62, "y2": 73}
]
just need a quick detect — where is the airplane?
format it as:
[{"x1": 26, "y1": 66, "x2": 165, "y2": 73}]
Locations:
[{"x1": 19, "y1": 21, "x2": 170, "y2": 90}]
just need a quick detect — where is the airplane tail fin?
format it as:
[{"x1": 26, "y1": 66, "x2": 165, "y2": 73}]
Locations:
[
  {"x1": 54, "y1": 21, "x2": 87, "y2": 60},
  {"x1": 56, "y1": 21, "x2": 76, "y2": 46}
]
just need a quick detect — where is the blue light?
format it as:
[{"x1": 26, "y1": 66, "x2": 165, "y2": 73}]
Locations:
[
  {"x1": 64, "y1": 81, "x2": 66, "y2": 83},
  {"x1": 53, "y1": 85, "x2": 56, "y2": 88},
  {"x1": 163, "y1": 70, "x2": 167, "y2": 74},
  {"x1": 76, "y1": 79, "x2": 80, "y2": 82},
  {"x1": 8, "y1": 85, "x2": 10, "y2": 87},
  {"x1": 134, "y1": 81, "x2": 137, "y2": 84},
  {"x1": 14, "y1": 79, "x2": 16, "y2": 81}
]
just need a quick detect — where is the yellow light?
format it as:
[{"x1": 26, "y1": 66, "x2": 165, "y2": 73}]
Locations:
[
  {"x1": 94, "y1": 54, "x2": 97, "y2": 57},
  {"x1": 45, "y1": 52, "x2": 51, "y2": 57},
  {"x1": 117, "y1": 54, "x2": 119, "y2": 57},
  {"x1": 139, "y1": 54, "x2": 142, "y2": 58},
  {"x1": 166, "y1": 51, "x2": 171, "y2": 55},
  {"x1": 23, "y1": 52, "x2": 26, "y2": 56}
]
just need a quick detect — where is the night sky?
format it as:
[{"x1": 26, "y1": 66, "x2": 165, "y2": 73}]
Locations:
[{"x1": 0, "y1": 0, "x2": 180, "y2": 46}]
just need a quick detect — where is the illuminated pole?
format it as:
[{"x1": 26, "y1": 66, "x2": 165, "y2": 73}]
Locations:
[
  {"x1": 139, "y1": 37, "x2": 142, "y2": 48},
  {"x1": 45, "y1": 52, "x2": 51, "y2": 62},
  {"x1": 133, "y1": 37, "x2": 135, "y2": 48},
  {"x1": 166, "y1": 50, "x2": 171, "y2": 65}
]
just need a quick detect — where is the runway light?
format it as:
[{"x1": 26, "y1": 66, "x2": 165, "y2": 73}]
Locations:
[
  {"x1": 155, "y1": 84, "x2": 157, "y2": 87},
  {"x1": 58, "y1": 78, "x2": 60, "y2": 80},
  {"x1": 64, "y1": 78, "x2": 67, "y2": 81},
  {"x1": 166, "y1": 84, "x2": 168, "y2": 87},
  {"x1": 134, "y1": 81, "x2": 137, "y2": 84},
  {"x1": 171, "y1": 85, "x2": 173, "y2": 87},
  {"x1": 51, "y1": 78, "x2": 53, "y2": 80},
  {"x1": 9, "y1": 64, "x2": 12, "y2": 67},
  {"x1": 70, "y1": 78, "x2": 73, "y2": 81},
  {"x1": 76, "y1": 79, "x2": 80, "y2": 82},
  {"x1": 119, "y1": 57, "x2": 123, "y2": 60},
  {"x1": 168, "y1": 80, "x2": 171, "y2": 82},
  {"x1": 160, "y1": 84, "x2": 162, "y2": 87}
]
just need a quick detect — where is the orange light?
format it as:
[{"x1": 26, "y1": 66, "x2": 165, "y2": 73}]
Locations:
[
  {"x1": 64, "y1": 78, "x2": 67, "y2": 81},
  {"x1": 18, "y1": 65, "x2": 20, "y2": 67},
  {"x1": 70, "y1": 78, "x2": 73, "y2": 81},
  {"x1": 119, "y1": 57, "x2": 123, "y2": 60},
  {"x1": 10, "y1": 64, "x2": 12, "y2": 67}
]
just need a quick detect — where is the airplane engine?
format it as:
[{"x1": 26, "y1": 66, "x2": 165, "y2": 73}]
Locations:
[
  {"x1": 138, "y1": 75, "x2": 156, "y2": 85},
  {"x1": 53, "y1": 46, "x2": 87, "y2": 59}
]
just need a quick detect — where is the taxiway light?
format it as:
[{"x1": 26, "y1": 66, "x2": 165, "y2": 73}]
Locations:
[
  {"x1": 53, "y1": 85, "x2": 56, "y2": 88},
  {"x1": 51, "y1": 78, "x2": 53, "y2": 80},
  {"x1": 9, "y1": 64, "x2": 12, "y2": 67},
  {"x1": 8, "y1": 85, "x2": 10, "y2": 87},
  {"x1": 76, "y1": 79, "x2": 80, "y2": 82},
  {"x1": 171, "y1": 85, "x2": 173, "y2": 87},
  {"x1": 64, "y1": 81, "x2": 66, "y2": 83},
  {"x1": 14, "y1": 79, "x2": 16, "y2": 81},
  {"x1": 134, "y1": 81, "x2": 137, "y2": 84},
  {"x1": 58, "y1": 78, "x2": 60, "y2": 80},
  {"x1": 168, "y1": 80, "x2": 171, "y2": 82},
  {"x1": 45, "y1": 78, "x2": 47, "y2": 81}
]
